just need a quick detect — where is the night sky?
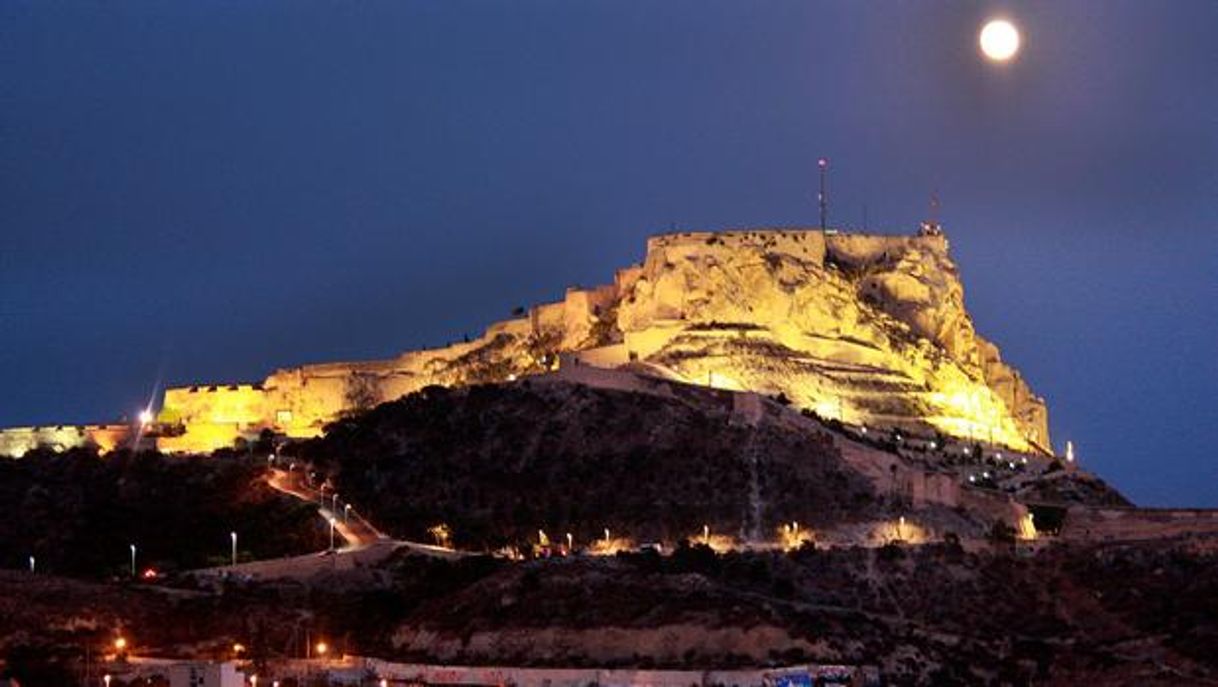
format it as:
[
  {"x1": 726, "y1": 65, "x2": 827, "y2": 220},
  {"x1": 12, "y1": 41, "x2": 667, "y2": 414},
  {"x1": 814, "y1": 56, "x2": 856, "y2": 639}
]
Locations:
[{"x1": 3, "y1": 1, "x2": 1216, "y2": 507}]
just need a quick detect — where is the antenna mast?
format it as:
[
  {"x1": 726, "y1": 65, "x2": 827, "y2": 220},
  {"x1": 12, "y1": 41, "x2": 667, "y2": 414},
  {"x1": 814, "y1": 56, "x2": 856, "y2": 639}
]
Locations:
[{"x1": 818, "y1": 158, "x2": 829, "y2": 230}]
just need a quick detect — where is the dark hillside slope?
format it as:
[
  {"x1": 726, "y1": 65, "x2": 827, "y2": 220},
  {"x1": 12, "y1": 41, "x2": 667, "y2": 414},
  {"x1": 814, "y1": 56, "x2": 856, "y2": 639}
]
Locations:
[
  {"x1": 0, "y1": 448, "x2": 326, "y2": 577},
  {"x1": 298, "y1": 381, "x2": 880, "y2": 549}
]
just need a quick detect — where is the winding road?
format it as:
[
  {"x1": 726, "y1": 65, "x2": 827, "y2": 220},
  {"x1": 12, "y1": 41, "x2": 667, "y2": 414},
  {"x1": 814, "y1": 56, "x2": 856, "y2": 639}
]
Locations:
[{"x1": 191, "y1": 466, "x2": 463, "y2": 582}]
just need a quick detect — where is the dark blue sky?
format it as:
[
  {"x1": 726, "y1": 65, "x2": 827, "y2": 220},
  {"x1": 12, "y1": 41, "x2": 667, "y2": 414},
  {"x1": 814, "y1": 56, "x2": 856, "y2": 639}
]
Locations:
[{"x1": 3, "y1": 1, "x2": 1215, "y2": 506}]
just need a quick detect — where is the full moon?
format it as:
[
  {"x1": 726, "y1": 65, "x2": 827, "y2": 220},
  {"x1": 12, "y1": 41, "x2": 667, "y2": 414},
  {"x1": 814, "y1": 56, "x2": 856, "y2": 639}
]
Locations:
[{"x1": 979, "y1": 19, "x2": 1020, "y2": 62}]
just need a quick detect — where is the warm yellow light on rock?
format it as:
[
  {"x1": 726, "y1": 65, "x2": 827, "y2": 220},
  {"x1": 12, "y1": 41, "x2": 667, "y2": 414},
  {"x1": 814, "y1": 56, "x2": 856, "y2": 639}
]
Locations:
[{"x1": 980, "y1": 19, "x2": 1021, "y2": 61}]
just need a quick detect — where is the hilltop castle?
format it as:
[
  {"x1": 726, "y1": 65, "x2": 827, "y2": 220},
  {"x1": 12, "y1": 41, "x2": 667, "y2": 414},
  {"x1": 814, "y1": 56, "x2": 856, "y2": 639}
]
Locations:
[{"x1": 0, "y1": 226, "x2": 1050, "y2": 457}]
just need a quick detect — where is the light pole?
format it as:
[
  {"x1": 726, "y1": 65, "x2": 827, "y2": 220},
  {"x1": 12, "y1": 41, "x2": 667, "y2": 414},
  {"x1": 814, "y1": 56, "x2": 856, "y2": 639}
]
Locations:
[
  {"x1": 129, "y1": 544, "x2": 136, "y2": 577},
  {"x1": 344, "y1": 504, "x2": 352, "y2": 523},
  {"x1": 28, "y1": 555, "x2": 34, "y2": 573},
  {"x1": 104, "y1": 674, "x2": 111, "y2": 687},
  {"x1": 331, "y1": 493, "x2": 338, "y2": 513},
  {"x1": 230, "y1": 531, "x2": 238, "y2": 567},
  {"x1": 328, "y1": 516, "x2": 337, "y2": 551}
]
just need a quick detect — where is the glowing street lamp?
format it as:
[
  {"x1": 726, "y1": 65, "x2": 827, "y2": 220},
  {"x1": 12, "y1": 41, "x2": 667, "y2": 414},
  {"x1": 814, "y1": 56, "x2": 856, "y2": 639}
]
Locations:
[
  {"x1": 250, "y1": 676, "x2": 258, "y2": 687},
  {"x1": 344, "y1": 503, "x2": 352, "y2": 522},
  {"x1": 230, "y1": 531, "x2": 238, "y2": 566},
  {"x1": 566, "y1": 532, "x2": 573, "y2": 552},
  {"x1": 138, "y1": 408, "x2": 154, "y2": 426},
  {"x1": 28, "y1": 555, "x2": 34, "y2": 573},
  {"x1": 315, "y1": 641, "x2": 328, "y2": 658},
  {"x1": 114, "y1": 637, "x2": 127, "y2": 653},
  {"x1": 104, "y1": 675, "x2": 112, "y2": 687},
  {"x1": 328, "y1": 516, "x2": 337, "y2": 551},
  {"x1": 129, "y1": 544, "x2": 137, "y2": 577}
]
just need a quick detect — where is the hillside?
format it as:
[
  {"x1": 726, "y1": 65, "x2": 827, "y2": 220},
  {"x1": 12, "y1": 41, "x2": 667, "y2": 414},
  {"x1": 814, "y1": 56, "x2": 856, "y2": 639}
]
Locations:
[
  {"x1": 295, "y1": 380, "x2": 893, "y2": 550},
  {"x1": 388, "y1": 541, "x2": 1218, "y2": 685},
  {"x1": 0, "y1": 448, "x2": 327, "y2": 577},
  {"x1": 3, "y1": 541, "x2": 1216, "y2": 686}
]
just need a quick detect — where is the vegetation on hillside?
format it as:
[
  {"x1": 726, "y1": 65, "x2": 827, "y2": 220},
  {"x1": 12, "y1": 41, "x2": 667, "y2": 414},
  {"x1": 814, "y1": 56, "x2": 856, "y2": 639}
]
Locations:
[
  {"x1": 295, "y1": 382, "x2": 879, "y2": 550},
  {"x1": 0, "y1": 447, "x2": 326, "y2": 578},
  {"x1": 3, "y1": 541, "x2": 1217, "y2": 685}
]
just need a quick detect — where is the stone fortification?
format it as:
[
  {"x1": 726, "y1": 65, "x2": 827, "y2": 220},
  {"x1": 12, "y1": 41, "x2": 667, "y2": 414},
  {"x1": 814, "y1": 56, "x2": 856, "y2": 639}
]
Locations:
[
  {"x1": 0, "y1": 424, "x2": 132, "y2": 456},
  {"x1": 1, "y1": 225, "x2": 1050, "y2": 456}
]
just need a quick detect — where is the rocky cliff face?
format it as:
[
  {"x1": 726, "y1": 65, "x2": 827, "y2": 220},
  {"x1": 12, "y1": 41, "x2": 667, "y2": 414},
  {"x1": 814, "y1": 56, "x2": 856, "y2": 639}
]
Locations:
[
  {"x1": 609, "y1": 228, "x2": 1050, "y2": 451},
  {"x1": 154, "y1": 226, "x2": 1050, "y2": 454}
]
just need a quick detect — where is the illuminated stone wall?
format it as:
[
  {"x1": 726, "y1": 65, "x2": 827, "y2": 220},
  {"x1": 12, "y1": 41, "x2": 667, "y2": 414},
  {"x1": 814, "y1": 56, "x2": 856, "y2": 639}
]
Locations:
[
  {"x1": 0, "y1": 424, "x2": 131, "y2": 456},
  {"x1": 145, "y1": 226, "x2": 1051, "y2": 455}
]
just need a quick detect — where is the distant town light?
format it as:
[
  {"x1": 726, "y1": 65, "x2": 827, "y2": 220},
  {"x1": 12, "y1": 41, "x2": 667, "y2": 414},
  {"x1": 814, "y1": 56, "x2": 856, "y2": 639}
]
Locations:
[
  {"x1": 138, "y1": 409, "x2": 154, "y2": 426},
  {"x1": 315, "y1": 641, "x2": 328, "y2": 657}
]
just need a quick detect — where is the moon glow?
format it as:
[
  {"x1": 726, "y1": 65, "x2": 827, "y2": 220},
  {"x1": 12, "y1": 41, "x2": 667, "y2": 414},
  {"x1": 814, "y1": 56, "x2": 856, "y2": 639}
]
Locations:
[{"x1": 979, "y1": 19, "x2": 1021, "y2": 62}]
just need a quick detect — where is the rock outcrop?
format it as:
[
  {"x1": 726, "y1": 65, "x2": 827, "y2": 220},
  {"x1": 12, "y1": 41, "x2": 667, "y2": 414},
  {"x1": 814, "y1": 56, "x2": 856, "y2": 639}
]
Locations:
[{"x1": 149, "y1": 225, "x2": 1050, "y2": 454}]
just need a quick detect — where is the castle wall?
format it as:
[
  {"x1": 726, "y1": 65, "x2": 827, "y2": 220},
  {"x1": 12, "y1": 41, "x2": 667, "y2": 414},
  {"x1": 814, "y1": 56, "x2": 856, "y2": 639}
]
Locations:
[
  {"x1": 0, "y1": 424, "x2": 132, "y2": 456},
  {"x1": 647, "y1": 228, "x2": 828, "y2": 266}
]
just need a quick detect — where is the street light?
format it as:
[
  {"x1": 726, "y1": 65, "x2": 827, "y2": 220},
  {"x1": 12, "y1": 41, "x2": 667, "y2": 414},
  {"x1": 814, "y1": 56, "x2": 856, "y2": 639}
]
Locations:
[
  {"x1": 138, "y1": 408, "x2": 153, "y2": 426},
  {"x1": 28, "y1": 555, "x2": 34, "y2": 573},
  {"x1": 328, "y1": 517, "x2": 337, "y2": 551},
  {"x1": 230, "y1": 531, "x2": 238, "y2": 566},
  {"x1": 315, "y1": 641, "x2": 328, "y2": 658},
  {"x1": 344, "y1": 503, "x2": 352, "y2": 522},
  {"x1": 250, "y1": 676, "x2": 258, "y2": 687},
  {"x1": 114, "y1": 637, "x2": 127, "y2": 653},
  {"x1": 129, "y1": 544, "x2": 137, "y2": 577},
  {"x1": 103, "y1": 675, "x2": 111, "y2": 687}
]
